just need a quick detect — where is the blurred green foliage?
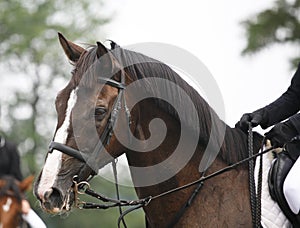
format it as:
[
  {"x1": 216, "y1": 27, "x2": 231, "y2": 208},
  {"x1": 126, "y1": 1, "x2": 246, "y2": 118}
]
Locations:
[
  {"x1": 0, "y1": 0, "x2": 144, "y2": 227},
  {"x1": 0, "y1": 0, "x2": 109, "y2": 173},
  {"x1": 241, "y1": 0, "x2": 300, "y2": 67}
]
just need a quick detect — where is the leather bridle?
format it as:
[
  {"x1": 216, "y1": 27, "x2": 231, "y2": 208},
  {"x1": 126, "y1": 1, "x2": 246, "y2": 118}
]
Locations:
[{"x1": 48, "y1": 70, "x2": 130, "y2": 172}]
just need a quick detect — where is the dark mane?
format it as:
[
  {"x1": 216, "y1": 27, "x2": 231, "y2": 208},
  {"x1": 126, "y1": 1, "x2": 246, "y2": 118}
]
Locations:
[
  {"x1": 0, "y1": 175, "x2": 22, "y2": 202},
  {"x1": 73, "y1": 45, "x2": 263, "y2": 165}
]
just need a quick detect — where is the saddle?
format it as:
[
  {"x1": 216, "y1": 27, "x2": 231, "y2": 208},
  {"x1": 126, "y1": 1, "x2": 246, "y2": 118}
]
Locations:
[{"x1": 268, "y1": 141, "x2": 300, "y2": 227}]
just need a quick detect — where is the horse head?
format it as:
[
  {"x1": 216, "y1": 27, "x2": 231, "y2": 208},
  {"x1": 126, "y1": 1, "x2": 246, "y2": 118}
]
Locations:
[
  {"x1": 34, "y1": 33, "x2": 134, "y2": 214},
  {"x1": 0, "y1": 175, "x2": 34, "y2": 228}
]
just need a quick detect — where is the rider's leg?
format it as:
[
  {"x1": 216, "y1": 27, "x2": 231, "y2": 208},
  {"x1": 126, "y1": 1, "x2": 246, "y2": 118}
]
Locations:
[{"x1": 283, "y1": 156, "x2": 300, "y2": 214}]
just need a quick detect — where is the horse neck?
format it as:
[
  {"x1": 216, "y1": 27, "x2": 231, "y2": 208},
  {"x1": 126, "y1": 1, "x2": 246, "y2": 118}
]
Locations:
[
  {"x1": 124, "y1": 98, "x2": 262, "y2": 226},
  {"x1": 221, "y1": 126, "x2": 263, "y2": 165},
  {"x1": 125, "y1": 99, "x2": 205, "y2": 226}
]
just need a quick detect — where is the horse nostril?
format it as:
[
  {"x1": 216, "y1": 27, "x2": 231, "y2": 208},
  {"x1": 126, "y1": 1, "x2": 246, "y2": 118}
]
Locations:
[
  {"x1": 43, "y1": 188, "x2": 63, "y2": 210},
  {"x1": 43, "y1": 189, "x2": 53, "y2": 200}
]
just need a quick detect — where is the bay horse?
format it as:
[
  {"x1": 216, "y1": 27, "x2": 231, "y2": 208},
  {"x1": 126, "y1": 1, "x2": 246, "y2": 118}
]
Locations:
[
  {"x1": 34, "y1": 33, "x2": 263, "y2": 227},
  {"x1": 0, "y1": 175, "x2": 34, "y2": 228}
]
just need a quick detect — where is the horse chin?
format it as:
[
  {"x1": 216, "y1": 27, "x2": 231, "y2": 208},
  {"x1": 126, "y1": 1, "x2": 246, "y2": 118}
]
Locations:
[{"x1": 62, "y1": 188, "x2": 75, "y2": 212}]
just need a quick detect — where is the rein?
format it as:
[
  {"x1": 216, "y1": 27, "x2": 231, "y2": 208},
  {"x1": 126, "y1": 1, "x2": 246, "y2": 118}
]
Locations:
[
  {"x1": 248, "y1": 124, "x2": 264, "y2": 228},
  {"x1": 248, "y1": 124, "x2": 257, "y2": 225},
  {"x1": 72, "y1": 144, "x2": 274, "y2": 227}
]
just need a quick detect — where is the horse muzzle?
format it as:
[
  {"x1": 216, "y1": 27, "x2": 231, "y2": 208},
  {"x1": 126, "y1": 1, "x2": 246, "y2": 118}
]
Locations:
[
  {"x1": 37, "y1": 187, "x2": 75, "y2": 213},
  {"x1": 34, "y1": 174, "x2": 75, "y2": 214}
]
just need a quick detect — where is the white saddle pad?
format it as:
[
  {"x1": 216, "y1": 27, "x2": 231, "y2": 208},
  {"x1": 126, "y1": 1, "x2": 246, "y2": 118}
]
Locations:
[{"x1": 254, "y1": 149, "x2": 292, "y2": 228}]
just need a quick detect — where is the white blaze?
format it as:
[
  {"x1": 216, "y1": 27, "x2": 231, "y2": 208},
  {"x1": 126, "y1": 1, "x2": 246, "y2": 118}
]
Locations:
[
  {"x1": 38, "y1": 88, "x2": 78, "y2": 198},
  {"x1": 2, "y1": 197, "x2": 12, "y2": 212}
]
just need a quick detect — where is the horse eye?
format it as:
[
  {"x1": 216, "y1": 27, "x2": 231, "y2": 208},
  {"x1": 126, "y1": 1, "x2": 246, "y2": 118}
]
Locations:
[{"x1": 94, "y1": 107, "x2": 107, "y2": 121}]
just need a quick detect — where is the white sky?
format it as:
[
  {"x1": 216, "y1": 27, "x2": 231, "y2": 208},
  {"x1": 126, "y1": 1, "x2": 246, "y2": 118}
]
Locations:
[{"x1": 102, "y1": 0, "x2": 298, "y2": 131}]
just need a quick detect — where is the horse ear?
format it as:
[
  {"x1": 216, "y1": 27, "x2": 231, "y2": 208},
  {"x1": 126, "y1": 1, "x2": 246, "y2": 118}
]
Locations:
[
  {"x1": 96, "y1": 41, "x2": 108, "y2": 58},
  {"x1": 58, "y1": 32, "x2": 85, "y2": 62},
  {"x1": 96, "y1": 41, "x2": 112, "y2": 69},
  {"x1": 108, "y1": 40, "x2": 120, "y2": 50},
  {"x1": 19, "y1": 175, "x2": 34, "y2": 192}
]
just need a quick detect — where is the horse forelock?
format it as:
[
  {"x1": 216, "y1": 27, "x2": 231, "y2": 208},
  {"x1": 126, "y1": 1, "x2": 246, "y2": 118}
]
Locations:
[
  {"x1": 0, "y1": 177, "x2": 22, "y2": 203},
  {"x1": 71, "y1": 46, "x2": 121, "y2": 89},
  {"x1": 72, "y1": 47, "x2": 98, "y2": 88}
]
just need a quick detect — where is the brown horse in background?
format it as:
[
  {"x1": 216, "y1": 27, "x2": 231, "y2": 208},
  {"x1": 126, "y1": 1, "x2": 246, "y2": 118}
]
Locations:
[
  {"x1": 0, "y1": 175, "x2": 34, "y2": 228},
  {"x1": 34, "y1": 33, "x2": 263, "y2": 227}
]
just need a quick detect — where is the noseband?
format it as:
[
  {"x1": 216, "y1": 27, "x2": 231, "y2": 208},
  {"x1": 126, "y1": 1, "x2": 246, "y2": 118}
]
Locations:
[{"x1": 49, "y1": 70, "x2": 130, "y2": 171}]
